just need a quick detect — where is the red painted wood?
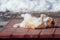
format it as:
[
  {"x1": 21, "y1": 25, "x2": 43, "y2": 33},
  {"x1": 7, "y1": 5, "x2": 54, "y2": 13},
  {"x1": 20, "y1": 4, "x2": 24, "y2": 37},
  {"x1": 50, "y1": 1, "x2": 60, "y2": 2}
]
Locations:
[
  {"x1": 0, "y1": 28, "x2": 4, "y2": 32},
  {"x1": 40, "y1": 28, "x2": 55, "y2": 38},
  {"x1": 0, "y1": 17, "x2": 59, "y2": 38},
  {"x1": 1, "y1": 19, "x2": 22, "y2": 32},
  {"x1": 5, "y1": 19, "x2": 22, "y2": 28},
  {"x1": 24, "y1": 29, "x2": 41, "y2": 38},
  {"x1": 0, "y1": 19, "x2": 17, "y2": 32},
  {"x1": 54, "y1": 28, "x2": 60, "y2": 38},
  {"x1": 0, "y1": 27, "x2": 17, "y2": 38},
  {"x1": 0, "y1": 19, "x2": 20, "y2": 38},
  {"x1": 54, "y1": 18, "x2": 60, "y2": 27},
  {"x1": 11, "y1": 28, "x2": 29, "y2": 38},
  {"x1": 0, "y1": 19, "x2": 22, "y2": 38},
  {"x1": 57, "y1": 23, "x2": 60, "y2": 27}
]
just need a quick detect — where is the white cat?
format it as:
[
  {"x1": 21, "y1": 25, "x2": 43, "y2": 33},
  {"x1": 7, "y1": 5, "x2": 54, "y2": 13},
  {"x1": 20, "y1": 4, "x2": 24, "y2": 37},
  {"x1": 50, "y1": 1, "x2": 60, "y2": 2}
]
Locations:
[
  {"x1": 13, "y1": 13, "x2": 32, "y2": 28},
  {"x1": 13, "y1": 14, "x2": 54, "y2": 29}
]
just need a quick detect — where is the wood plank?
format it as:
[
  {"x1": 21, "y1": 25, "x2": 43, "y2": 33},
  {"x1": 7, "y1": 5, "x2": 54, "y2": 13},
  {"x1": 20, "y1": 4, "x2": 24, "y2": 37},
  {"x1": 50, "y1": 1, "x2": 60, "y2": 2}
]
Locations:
[
  {"x1": 11, "y1": 28, "x2": 29, "y2": 38},
  {"x1": 0, "y1": 19, "x2": 22, "y2": 32},
  {"x1": 0, "y1": 19, "x2": 22, "y2": 38},
  {"x1": 0, "y1": 28, "x2": 4, "y2": 32},
  {"x1": 0, "y1": 20, "x2": 12, "y2": 33},
  {"x1": 39, "y1": 28, "x2": 55, "y2": 38},
  {"x1": 0, "y1": 27, "x2": 17, "y2": 38},
  {"x1": 4, "y1": 19, "x2": 22, "y2": 28},
  {"x1": 54, "y1": 18, "x2": 60, "y2": 28},
  {"x1": 24, "y1": 29, "x2": 41, "y2": 38},
  {"x1": 57, "y1": 23, "x2": 60, "y2": 27},
  {"x1": 0, "y1": 18, "x2": 59, "y2": 38},
  {"x1": 0, "y1": 19, "x2": 15, "y2": 32},
  {"x1": 54, "y1": 28, "x2": 60, "y2": 38}
]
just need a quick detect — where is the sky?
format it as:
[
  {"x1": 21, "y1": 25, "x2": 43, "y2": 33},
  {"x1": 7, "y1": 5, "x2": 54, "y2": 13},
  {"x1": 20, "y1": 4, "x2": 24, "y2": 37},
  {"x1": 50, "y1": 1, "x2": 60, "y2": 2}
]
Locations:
[{"x1": 0, "y1": 0, "x2": 60, "y2": 12}]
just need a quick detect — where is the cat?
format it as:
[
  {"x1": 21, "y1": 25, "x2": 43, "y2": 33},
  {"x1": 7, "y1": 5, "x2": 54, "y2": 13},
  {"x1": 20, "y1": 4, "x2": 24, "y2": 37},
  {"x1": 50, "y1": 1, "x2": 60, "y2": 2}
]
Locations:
[{"x1": 13, "y1": 14, "x2": 55, "y2": 29}]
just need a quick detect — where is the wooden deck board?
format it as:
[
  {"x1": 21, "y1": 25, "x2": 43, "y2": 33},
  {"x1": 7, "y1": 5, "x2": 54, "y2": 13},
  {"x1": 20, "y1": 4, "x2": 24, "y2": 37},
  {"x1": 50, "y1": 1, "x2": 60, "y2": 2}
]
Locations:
[
  {"x1": 4, "y1": 19, "x2": 22, "y2": 28},
  {"x1": 0, "y1": 19, "x2": 22, "y2": 38},
  {"x1": 11, "y1": 28, "x2": 29, "y2": 38},
  {"x1": 39, "y1": 28, "x2": 55, "y2": 38},
  {"x1": 0, "y1": 17, "x2": 60, "y2": 38},
  {"x1": 0, "y1": 19, "x2": 19, "y2": 32},
  {"x1": 54, "y1": 18, "x2": 60, "y2": 27},
  {"x1": 0, "y1": 19, "x2": 22, "y2": 31},
  {"x1": 0, "y1": 27, "x2": 17, "y2": 38},
  {"x1": 24, "y1": 29, "x2": 41, "y2": 38},
  {"x1": 54, "y1": 28, "x2": 60, "y2": 38},
  {"x1": 0, "y1": 28, "x2": 4, "y2": 32}
]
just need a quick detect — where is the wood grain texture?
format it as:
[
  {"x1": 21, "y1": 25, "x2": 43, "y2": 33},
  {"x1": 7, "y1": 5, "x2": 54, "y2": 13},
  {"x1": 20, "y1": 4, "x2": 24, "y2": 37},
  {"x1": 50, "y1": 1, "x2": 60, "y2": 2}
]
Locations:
[
  {"x1": 24, "y1": 29, "x2": 41, "y2": 38},
  {"x1": 11, "y1": 28, "x2": 29, "y2": 38},
  {"x1": 54, "y1": 28, "x2": 60, "y2": 38},
  {"x1": 0, "y1": 27, "x2": 17, "y2": 38},
  {"x1": 0, "y1": 17, "x2": 60, "y2": 38},
  {"x1": 39, "y1": 28, "x2": 55, "y2": 38}
]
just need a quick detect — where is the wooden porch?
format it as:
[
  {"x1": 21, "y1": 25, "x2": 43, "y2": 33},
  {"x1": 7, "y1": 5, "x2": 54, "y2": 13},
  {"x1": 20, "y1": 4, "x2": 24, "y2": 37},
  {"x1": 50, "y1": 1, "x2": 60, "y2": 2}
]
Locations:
[{"x1": 0, "y1": 18, "x2": 60, "y2": 38}]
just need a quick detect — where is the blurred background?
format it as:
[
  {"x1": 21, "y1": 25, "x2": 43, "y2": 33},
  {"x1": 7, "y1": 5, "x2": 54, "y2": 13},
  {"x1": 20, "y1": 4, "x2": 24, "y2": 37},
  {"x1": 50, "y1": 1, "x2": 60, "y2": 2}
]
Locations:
[{"x1": 0, "y1": 0, "x2": 60, "y2": 27}]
